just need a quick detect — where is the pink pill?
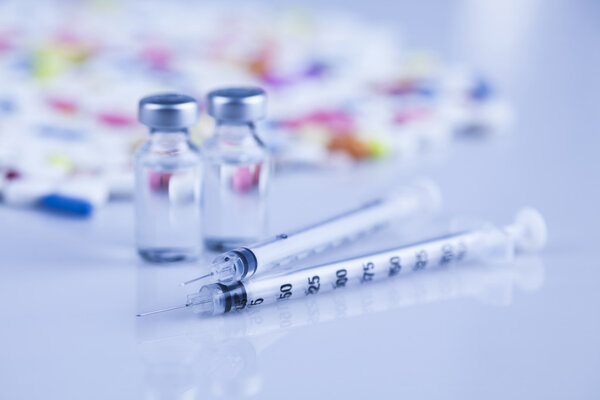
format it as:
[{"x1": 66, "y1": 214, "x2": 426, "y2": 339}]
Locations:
[
  {"x1": 232, "y1": 167, "x2": 253, "y2": 193},
  {"x1": 47, "y1": 97, "x2": 78, "y2": 114},
  {"x1": 148, "y1": 170, "x2": 162, "y2": 191},
  {"x1": 97, "y1": 112, "x2": 136, "y2": 127}
]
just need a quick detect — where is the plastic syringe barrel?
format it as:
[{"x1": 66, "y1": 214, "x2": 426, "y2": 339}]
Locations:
[
  {"x1": 244, "y1": 182, "x2": 439, "y2": 279},
  {"x1": 184, "y1": 181, "x2": 441, "y2": 285},
  {"x1": 189, "y1": 226, "x2": 499, "y2": 316}
]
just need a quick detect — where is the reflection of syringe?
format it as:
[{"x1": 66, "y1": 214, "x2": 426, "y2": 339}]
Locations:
[
  {"x1": 138, "y1": 208, "x2": 547, "y2": 317},
  {"x1": 181, "y1": 180, "x2": 441, "y2": 286}
]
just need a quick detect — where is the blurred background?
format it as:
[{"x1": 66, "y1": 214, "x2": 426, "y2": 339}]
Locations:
[{"x1": 1, "y1": 0, "x2": 599, "y2": 399}]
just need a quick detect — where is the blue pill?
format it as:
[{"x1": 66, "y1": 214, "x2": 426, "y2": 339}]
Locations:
[
  {"x1": 417, "y1": 85, "x2": 436, "y2": 97},
  {"x1": 471, "y1": 78, "x2": 492, "y2": 101},
  {"x1": 39, "y1": 194, "x2": 94, "y2": 216}
]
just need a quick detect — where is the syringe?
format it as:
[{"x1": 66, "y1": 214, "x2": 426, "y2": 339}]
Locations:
[
  {"x1": 180, "y1": 180, "x2": 441, "y2": 286},
  {"x1": 138, "y1": 208, "x2": 547, "y2": 317}
]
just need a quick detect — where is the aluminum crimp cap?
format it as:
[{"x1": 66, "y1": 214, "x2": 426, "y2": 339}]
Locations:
[
  {"x1": 207, "y1": 87, "x2": 267, "y2": 122},
  {"x1": 138, "y1": 93, "x2": 199, "y2": 129}
]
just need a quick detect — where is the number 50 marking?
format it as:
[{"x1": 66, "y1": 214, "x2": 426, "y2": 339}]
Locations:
[{"x1": 279, "y1": 283, "x2": 292, "y2": 300}]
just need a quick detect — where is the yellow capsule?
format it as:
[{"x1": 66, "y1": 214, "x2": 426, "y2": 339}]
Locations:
[{"x1": 47, "y1": 153, "x2": 75, "y2": 171}]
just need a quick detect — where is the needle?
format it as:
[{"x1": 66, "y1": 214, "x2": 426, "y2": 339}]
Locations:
[
  {"x1": 136, "y1": 299, "x2": 212, "y2": 317},
  {"x1": 136, "y1": 304, "x2": 189, "y2": 317},
  {"x1": 179, "y1": 272, "x2": 214, "y2": 287}
]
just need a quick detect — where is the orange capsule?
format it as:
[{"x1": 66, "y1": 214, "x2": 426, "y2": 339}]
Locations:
[{"x1": 327, "y1": 136, "x2": 372, "y2": 160}]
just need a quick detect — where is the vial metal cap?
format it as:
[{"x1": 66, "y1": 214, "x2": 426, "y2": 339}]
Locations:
[
  {"x1": 207, "y1": 87, "x2": 267, "y2": 122},
  {"x1": 138, "y1": 93, "x2": 199, "y2": 129}
]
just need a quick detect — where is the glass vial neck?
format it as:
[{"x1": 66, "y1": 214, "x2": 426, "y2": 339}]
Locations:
[
  {"x1": 147, "y1": 127, "x2": 191, "y2": 152},
  {"x1": 213, "y1": 120, "x2": 265, "y2": 147},
  {"x1": 214, "y1": 120, "x2": 255, "y2": 133},
  {"x1": 148, "y1": 128, "x2": 190, "y2": 145}
]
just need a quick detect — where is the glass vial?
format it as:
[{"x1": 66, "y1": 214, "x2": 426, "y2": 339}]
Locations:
[
  {"x1": 135, "y1": 94, "x2": 202, "y2": 263},
  {"x1": 203, "y1": 87, "x2": 271, "y2": 251}
]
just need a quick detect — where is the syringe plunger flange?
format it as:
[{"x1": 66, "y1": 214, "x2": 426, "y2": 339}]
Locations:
[{"x1": 506, "y1": 208, "x2": 547, "y2": 253}]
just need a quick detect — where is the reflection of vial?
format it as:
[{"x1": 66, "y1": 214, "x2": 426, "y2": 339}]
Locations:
[
  {"x1": 135, "y1": 94, "x2": 202, "y2": 263},
  {"x1": 203, "y1": 87, "x2": 270, "y2": 251}
]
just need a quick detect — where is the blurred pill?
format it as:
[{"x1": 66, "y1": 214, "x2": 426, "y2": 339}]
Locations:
[
  {"x1": 470, "y1": 77, "x2": 492, "y2": 101},
  {"x1": 46, "y1": 97, "x2": 78, "y2": 114},
  {"x1": 39, "y1": 194, "x2": 93, "y2": 216},
  {"x1": 5, "y1": 168, "x2": 20, "y2": 180},
  {"x1": 169, "y1": 173, "x2": 199, "y2": 204},
  {"x1": 48, "y1": 153, "x2": 75, "y2": 171},
  {"x1": 97, "y1": 111, "x2": 136, "y2": 127},
  {"x1": 368, "y1": 140, "x2": 390, "y2": 158},
  {"x1": 232, "y1": 167, "x2": 254, "y2": 193},
  {"x1": 327, "y1": 136, "x2": 372, "y2": 160}
]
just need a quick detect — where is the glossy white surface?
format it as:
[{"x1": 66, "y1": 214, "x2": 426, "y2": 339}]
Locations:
[{"x1": 1, "y1": 1, "x2": 599, "y2": 398}]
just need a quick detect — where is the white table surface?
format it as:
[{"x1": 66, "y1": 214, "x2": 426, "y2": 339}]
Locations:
[{"x1": 1, "y1": 1, "x2": 599, "y2": 399}]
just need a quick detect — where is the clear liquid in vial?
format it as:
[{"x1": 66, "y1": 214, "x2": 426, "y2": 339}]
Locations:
[
  {"x1": 203, "y1": 154, "x2": 270, "y2": 251},
  {"x1": 135, "y1": 137, "x2": 202, "y2": 263}
]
